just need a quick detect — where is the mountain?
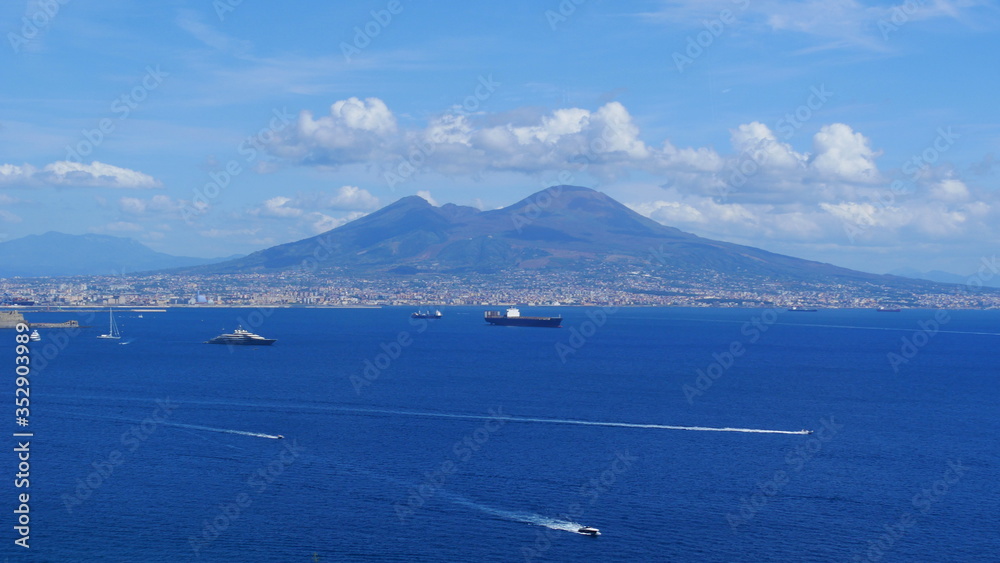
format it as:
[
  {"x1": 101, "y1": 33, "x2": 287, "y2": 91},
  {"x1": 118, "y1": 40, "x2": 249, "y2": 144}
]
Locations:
[
  {"x1": 890, "y1": 268, "x2": 1000, "y2": 289},
  {"x1": 187, "y1": 185, "x2": 944, "y2": 291},
  {"x1": 0, "y1": 232, "x2": 241, "y2": 277}
]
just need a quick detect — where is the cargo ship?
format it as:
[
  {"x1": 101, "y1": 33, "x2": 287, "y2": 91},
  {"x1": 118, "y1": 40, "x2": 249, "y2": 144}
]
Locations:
[
  {"x1": 484, "y1": 307, "x2": 561, "y2": 328},
  {"x1": 411, "y1": 310, "x2": 443, "y2": 319}
]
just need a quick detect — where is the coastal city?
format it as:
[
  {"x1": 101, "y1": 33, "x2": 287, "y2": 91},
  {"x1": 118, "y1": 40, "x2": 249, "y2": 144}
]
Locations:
[{"x1": 2, "y1": 264, "x2": 998, "y2": 310}]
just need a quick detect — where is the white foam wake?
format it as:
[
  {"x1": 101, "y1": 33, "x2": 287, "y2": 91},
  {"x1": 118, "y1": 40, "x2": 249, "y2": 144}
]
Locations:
[
  {"x1": 445, "y1": 494, "x2": 582, "y2": 533},
  {"x1": 164, "y1": 421, "x2": 283, "y2": 439},
  {"x1": 333, "y1": 407, "x2": 809, "y2": 435},
  {"x1": 47, "y1": 410, "x2": 284, "y2": 440}
]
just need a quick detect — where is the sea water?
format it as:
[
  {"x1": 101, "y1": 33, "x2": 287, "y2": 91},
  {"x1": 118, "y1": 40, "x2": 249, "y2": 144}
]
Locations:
[{"x1": 3, "y1": 307, "x2": 997, "y2": 562}]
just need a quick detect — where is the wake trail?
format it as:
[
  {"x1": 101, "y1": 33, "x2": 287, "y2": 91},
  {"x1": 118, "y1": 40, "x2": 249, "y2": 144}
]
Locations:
[
  {"x1": 43, "y1": 397, "x2": 809, "y2": 435},
  {"x1": 325, "y1": 407, "x2": 811, "y2": 435},
  {"x1": 47, "y1": 410, "x2": 284, "y2": 440},
  {"x1": 443, "y1": 491, "x2": 582, "y2": 533}
]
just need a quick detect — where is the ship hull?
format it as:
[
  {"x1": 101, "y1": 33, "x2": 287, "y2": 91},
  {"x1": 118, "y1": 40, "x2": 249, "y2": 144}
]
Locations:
[
  {"x1": 485, "y1": 317, "x2": 561, "y2": 328},
  {"x1": 206, "y1": 337, "x2": 276, "y2": 345}
]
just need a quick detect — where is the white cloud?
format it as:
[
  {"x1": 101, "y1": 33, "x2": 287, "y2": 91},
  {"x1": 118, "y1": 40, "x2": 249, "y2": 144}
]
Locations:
[
  {"x1": 0, "y1": 209, "x2": 22, "y2": 223},
  {"x1": 0, "y1": 161, "x2": 160, "y2": 189},
  {"x1": 119, "y1": 195, "x2": 184, "y2": 215},
  {"x1": 643, "y1": 0, "x2": 992, "y2": 51},
  {"x1": 249, "y1": 186, "x2": 379, "y2": 219},
  {"x1": 199, "y1": 228, "x2": 260, "y2": 238},
  {"x1": 326, "y1": 185, "x2": 380, "y2": 210},
  {"x1": 272, "y1": 97, "x2": 397, "y2": 164},
  {"x1": 416, "y1": 190, "x2": 438, "y2": 206},
  {"x1": 810, "y1": 123, "x2": 881, "y2": 183},
  {"x1": 308, "y1": 211, "x2": 366, "y2": 234},
  {"x1": 256, "y1": 196, "x2": 303, "y2": 218},
  {"x1": 930, "y1": 178, "x2": 970, "y2": 202}
]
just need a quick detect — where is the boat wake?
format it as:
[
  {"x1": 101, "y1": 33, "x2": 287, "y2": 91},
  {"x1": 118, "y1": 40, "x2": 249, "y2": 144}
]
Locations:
[
  {"x1": 163, "y1": 421, "x2": 284, "y2": 440},
  {"x1": 326, "y1": 407, "x2": 809, "y2": 435},
  {"x1": 47, "y1": 410, "x2": 284, "y2": 440},
  {"x1": 445, "y1": 493, "x2": 582, "y2": 534}
]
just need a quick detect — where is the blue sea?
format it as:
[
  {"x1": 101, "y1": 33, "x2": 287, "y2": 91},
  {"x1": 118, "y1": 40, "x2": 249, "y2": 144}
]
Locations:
[{"x1": 3, "y1": 307, "x2": 998, "y2": 562}]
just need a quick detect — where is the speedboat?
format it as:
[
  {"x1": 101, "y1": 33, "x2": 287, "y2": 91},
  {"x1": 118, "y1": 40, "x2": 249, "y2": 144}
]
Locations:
[
  {"x1": 29, "y1": 330, "x2": 41, "y2": 342},
  {"x1": 577, "y1": 527, "x2": 600, "y2": 536}
]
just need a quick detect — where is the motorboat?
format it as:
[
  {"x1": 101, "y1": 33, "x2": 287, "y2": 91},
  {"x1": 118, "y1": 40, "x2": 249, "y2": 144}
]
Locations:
[
  {"x1": 577, "y1": 527, "x2": 600, "y2": 536},
  {"x1": 29, "y1": 330, "x2": 41, "y2": 341}
]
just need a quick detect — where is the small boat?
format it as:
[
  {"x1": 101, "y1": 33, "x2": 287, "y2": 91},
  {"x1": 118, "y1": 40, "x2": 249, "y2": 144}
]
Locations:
[
  {"x1": 577, "y1": 527, "x2": 600, "y2": 536},
  {"x1": 97, "y1": 308, "x2": 122, "y2": 339},
  {"x1": 787, "y1": 306, "x2": 818, "y2": 312},
  {"x1": 411, "y1": 310, "x2": 443, "y2": 319},
  {"x1": 205, "y1": 326, "x2": 276, "y2": 346},
  {"x1": 876, "y1": 306, "x2": 901, "y2": 312},
  {"x1": 29, "y1": 330, "x2": 41, "y2": 342}
]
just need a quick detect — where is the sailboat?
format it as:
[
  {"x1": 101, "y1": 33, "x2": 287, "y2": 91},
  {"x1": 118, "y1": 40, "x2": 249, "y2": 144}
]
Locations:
[{"x1": 97, "y1": 308, "x2": 121, "y2": 339}]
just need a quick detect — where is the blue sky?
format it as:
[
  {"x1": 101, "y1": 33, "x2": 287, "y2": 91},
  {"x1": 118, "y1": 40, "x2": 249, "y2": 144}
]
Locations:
[{"x1": 1, "y1": 0, "x2": 997, "y2": 275}]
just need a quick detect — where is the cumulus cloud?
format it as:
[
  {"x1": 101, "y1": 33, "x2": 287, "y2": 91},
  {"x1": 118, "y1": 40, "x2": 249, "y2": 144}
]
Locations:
[
  {"x1": 119, "y1": 195, "x2": 185, "y2": 215},
  {"x1": 268, "y1": 98, "x2": 661, "y2": 181},
  {"x1": 249, "y1": 186, "x2": 379, "y2": 219},
  {"x1": 0, "y1": 161, "x2": 160, "y2": 189},
  {"x1": 809, "y1": 123, "x2": 880, "y2": 183},
  {"x1": 246, "y1": 186, "x2": 378, "y2": 236},
  {"x1": 270, "y1": 97, "x2": 397, "y2": 165}
]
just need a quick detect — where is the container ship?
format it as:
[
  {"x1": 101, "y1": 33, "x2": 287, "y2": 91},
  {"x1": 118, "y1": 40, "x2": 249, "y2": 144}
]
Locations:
[{"x1": 484, "y1": 307, "x2": 561, "y2": 328}]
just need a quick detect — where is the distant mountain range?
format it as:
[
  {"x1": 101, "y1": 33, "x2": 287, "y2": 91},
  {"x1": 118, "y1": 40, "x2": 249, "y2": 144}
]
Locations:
[
  {"x1": 0, "y1": 232, "x2": 241, "y2": 277},
  {"x1": 889, "y1": 267, "x2": 1000, "y2": 289},
  {"x1": 184, "y1": 185, "x2": 951, "y2": 292}
]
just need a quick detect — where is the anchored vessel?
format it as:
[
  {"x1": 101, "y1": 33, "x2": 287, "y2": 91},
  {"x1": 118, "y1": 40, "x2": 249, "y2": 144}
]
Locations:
[
  {"x1": 97, "y1": 308, "x2": 121, "y2": 339},
  {"x1": 411, "y1": 310, "x2": 443, "y2": 319},
  {"x1": 484, "y1": 307, "x2": 561, "y2": 328},
  {"x1": 205, "y1": 326, "x2": 276, "y2": 346}
]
